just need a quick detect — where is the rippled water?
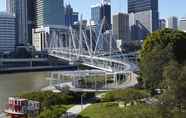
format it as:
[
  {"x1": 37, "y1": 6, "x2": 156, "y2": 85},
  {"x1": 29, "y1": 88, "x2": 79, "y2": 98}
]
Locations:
[{"x1": 0, "y1": 72, "x2": 50, "y2": 111}]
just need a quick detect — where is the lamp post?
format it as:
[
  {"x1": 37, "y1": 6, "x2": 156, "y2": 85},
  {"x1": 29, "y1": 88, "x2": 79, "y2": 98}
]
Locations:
[{"x1": 81, "y1": 94, "x2": 84, "y2": 111}]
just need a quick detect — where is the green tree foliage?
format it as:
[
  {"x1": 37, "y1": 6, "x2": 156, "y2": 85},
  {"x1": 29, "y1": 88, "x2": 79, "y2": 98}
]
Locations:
[
  {"x1": 122, "y1": 41, "x2": 142, "y2": 52},
  {"x1": 140, "y1": 28, "x2": 186, "y2": 113},
  {"x1": 18, "y1": 91, "x2": 95, "y2": 110},
  {"x1": 140, "y1": 29, "x2": 186, "y2": 89},
  {"x1": 38, "y1": 105, "x2": 68, "y2": 118},
  {"x1": 162, "y1": 61, "x2": 186, "y2": 111}
]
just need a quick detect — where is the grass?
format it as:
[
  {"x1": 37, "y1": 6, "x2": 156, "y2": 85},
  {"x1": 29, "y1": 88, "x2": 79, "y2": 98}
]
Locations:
[
  {"x1": 38, "y1": 105, "x2": 73, "y2": 118},
  {"x1": 78, "y1": 102, "x2": 163, "y2": 118},
  {"x1": 101, "y1": 88, "x2": 150, "y2": 102}
]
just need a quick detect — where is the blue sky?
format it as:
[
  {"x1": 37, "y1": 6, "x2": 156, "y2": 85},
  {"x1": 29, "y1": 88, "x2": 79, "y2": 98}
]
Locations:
[{"x1": 0, "y1": 0, "x2": 186, "y2": 19}]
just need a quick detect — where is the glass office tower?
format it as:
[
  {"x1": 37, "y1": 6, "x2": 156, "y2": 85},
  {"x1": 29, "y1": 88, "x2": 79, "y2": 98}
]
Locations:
[
  {"x1": 91, "y1": 4, "x2": 101, "y2": 25},
  {"x1": 33, "y1": 0, "x2": 64, "y2": 27},
  {"x1": 128, "y1": 0, "x2": 159, "y2": 40},
  {"x1": 6, "y1": 0, "x2": 33, "y2": 45},
  {"x1": 64, "y1": 3, "x2": 78, "y2": 26},
  {"x1": 100, "y1": 0, "x2": 111, "y2": 32}
]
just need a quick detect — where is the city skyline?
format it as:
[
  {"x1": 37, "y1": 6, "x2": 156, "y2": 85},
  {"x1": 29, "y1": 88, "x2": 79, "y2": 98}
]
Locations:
[{"x1": 0, "y1": 0, "x2": 186, "y2": 19}]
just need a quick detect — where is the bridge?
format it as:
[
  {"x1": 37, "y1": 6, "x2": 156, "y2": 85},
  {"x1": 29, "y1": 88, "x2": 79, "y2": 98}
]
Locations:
[{"x1": 42, "y1": 17, "x2": 139, "y2": 90}]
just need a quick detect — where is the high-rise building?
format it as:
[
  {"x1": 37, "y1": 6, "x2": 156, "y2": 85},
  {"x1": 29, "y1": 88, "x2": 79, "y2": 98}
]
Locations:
[
  {"x1": 113, "y1": 13, "x2": 129, "y2": 49},
  {"x1": 6, "y1": 0, "x2": 33, "y2": 45},
  {"x1": 27, "y1": 0, "x2": 34, "y2": 44},
  {"x1": 91, "y1": 4, "x2": 101, "y2": 25},
  {"x1": 15, "y1": 0, "x2": 29, "y2": 45},
  {"x1": 0, "y1": 12, "x2": 16, "y2": 53},
  {"x1": 159, "y1": 19, "x2": 166, "y2": 29},
  {"x1": 128, "y1": 0, "x2": 159, "y2": 40},
  {"x1": 128, "y1": 0, "x2": 158, "y2": 13},
  {"x1": 100, "y1": 0, "x2": 111, "y2": 32},
  {"x1": 6, "y1": 0, "x2": 15, "y2": 15},
  {"x1": 167, "y1": 16, "x2": 178, "y2": 30},
  {"x1": 33, "y1": 0, "x2": 64, "y2": 27},
  {"x1": 64, "y1": 3, "x2": 78, "y2": 26},
  {"x1": 179, "y1": 17, "x2": 186, "y2": 32}
]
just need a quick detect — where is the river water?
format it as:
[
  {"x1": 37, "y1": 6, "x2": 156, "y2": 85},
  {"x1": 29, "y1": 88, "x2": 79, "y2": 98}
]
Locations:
[{"x1": 0, "y1": 72, "x2": 51, "y2": 111}]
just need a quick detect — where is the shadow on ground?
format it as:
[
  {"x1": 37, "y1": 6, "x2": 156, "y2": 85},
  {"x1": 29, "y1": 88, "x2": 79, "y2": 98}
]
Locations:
[{"x1": 77, "y1": 115, "x2": 90, "y2": 118}]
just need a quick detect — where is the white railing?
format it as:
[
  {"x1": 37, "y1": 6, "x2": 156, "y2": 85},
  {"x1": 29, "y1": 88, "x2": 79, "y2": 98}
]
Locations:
[{"x1": 48, "y1": 48, "x2": 137, "y2": 73}]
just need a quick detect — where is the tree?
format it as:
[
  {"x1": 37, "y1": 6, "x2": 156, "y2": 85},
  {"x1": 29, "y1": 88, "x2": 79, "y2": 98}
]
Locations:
[
  {"x1": 162, "y1": 61, "x2": 186, "y2": 111},
  {"x1": 140, "y1": 29, "x2": 186, "y2": 90}
]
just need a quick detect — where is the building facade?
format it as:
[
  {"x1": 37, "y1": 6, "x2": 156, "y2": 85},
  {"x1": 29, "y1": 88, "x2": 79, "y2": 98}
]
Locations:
[
  {"x1": 32, "y1": 25, "x2": 69, "y2": 51},
  {"x1": 6, "y1": 0, "x2": 33, "y2": 45},
  {"x1": 91, "y1": 4, "x2": 101, "y2": 25},
  {"x1": 167, "y1": 16, "x2": 178, "y2": 30},
  {"x1": 113, "y1": 13, "x2": 129, "y2": 49},
  {"x1": 179, "y1": 17, "x2": 186, "y2": 32},
  {"x1": 128, "y1": 0, "x2": 159, "y2": 40},
  {"x1": 100, "y1": 0, "x2": 111, "y2": 32},
  {"x1": 159, "y1": 19, "x2": 166, "y2": 29},
  {"x1": 27, "y1": 0, "x2": 35, "y2": 44},
  {"x1": 6, "y1": 0, "x2": 15, "y2": 15},
  {"x1": 0, "y1": 12, "x2": 16, "y2": 53},
  {"x1": 128, "y1": 0, "x2": 158, "y2": 14},
  {"x1": 33, "y1": 0, "x2": 64, "y2": 27},
  {"x1": 15, "y1": 0, "x2": 29, "y2": 45},
  {"x1": 64, "y1": 3, "x2": 78, "y2": 26}
]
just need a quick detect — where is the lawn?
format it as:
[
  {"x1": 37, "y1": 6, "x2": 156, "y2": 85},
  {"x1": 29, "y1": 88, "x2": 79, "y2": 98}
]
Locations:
[{"x1": 78, "y1": 102, "x2": 163, "y2": 118}]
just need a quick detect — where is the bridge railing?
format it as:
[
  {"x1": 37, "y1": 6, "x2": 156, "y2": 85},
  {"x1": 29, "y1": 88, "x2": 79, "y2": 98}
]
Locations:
[{"x1": 48, "y1": 48, "x2": 137, "y2": 72}]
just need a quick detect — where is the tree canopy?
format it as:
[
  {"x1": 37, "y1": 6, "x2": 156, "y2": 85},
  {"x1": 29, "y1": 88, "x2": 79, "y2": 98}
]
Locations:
[
  {"x1": 140, "y1": 29, "x2": 186, "y2": 90},
  {"x1": 140, "y1": 28, "x2": 186, "y2": 112}
]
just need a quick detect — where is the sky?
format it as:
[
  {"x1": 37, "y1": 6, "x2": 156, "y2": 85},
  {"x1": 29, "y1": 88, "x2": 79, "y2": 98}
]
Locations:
[{"x1": 0, "y1": 0, "x2": 186, "y2": 19}]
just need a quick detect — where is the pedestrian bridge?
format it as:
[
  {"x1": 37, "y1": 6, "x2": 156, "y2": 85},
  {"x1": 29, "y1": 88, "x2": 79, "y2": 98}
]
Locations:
[
  {"x1": 48, "y1": 48, "x2": 137, "y2": 73},
  {"x1": 40, "y1": 18, "x2": 139, "y2": 91},
  {"x1": 41, "y1": 18, "x2": 138, "y2": 73}
]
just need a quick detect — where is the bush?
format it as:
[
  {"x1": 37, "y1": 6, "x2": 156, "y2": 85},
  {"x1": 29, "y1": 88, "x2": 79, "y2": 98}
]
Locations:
[
  {"x1": 18, "y1": 91, "x2": 74, "y2": 110},
  {"x1": 18, "y1": 91, "x2": 95, "y2": 110},
  {"x1": 102, "y1": 88, "x2": 150, "y2": 102},
  {"x1": 140, "y1": 28, "x2": 186, "y2": 90},
  {"x1": 38, "y1": 105, "x2": 68, "y2": 118}
]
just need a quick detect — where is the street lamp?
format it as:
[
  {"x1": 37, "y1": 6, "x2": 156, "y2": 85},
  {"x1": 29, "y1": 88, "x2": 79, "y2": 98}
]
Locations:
[
  {"x1": 81, "y1": 94, "x2": 84, "y2": 111},
  {"x1": 81, "y1": 93, "x2": 86, "y2": 111}
]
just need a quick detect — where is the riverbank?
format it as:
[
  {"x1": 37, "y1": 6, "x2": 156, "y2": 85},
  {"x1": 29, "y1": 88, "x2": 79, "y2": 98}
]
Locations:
[
  {"x1": 0, "y1": 65, "x2": 78, "y2": 74},
  {"x1": 0, "y1": 72, "x2": 51, "y2": 111}
]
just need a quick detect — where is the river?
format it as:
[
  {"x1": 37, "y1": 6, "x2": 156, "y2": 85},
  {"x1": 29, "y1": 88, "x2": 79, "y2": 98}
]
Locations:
[{"x1": 0, "y1": 72, "x2": 51, "y2": 111}]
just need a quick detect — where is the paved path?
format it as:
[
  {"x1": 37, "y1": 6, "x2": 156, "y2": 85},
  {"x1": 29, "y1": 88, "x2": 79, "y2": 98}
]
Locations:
[
  {"x1": 60, "y1": 76, "x2": 137, "y2": 118},
  {"x1": 61, "y1": 93, "x2": 106, "y2": 118},
  {"x1": 62, "y1": 104, "x2": 91, "y2": 118}
]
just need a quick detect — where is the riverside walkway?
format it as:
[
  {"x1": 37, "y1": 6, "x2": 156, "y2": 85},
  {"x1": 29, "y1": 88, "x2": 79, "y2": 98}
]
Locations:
[{"x1": 61, "y1": 93, "x2": 106, "y2": 118}]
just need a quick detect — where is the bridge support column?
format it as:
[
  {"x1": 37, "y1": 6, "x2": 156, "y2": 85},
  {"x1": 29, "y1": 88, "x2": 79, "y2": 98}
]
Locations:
[
  {"x1": 104, "y1": 72, "x2": 107, "y2": 89},
  {"x1": 113, "y1": 73, "x2": 118, "y2": 88},
  {"x1": 94, "y1": 79, "x2": 97, "y2": 90},
  {"x1": 59, "y1": 74, "x2": 63, "y2": 84}
]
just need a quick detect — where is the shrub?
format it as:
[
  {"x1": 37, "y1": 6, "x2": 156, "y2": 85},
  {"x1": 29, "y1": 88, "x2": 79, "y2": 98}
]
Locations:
[
  {"x1": 38, "y1": 105, "x2": 68, "y2": 118},
  {"x1": 18, "y1": 91, "x2": 95, "y2": 110}
]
